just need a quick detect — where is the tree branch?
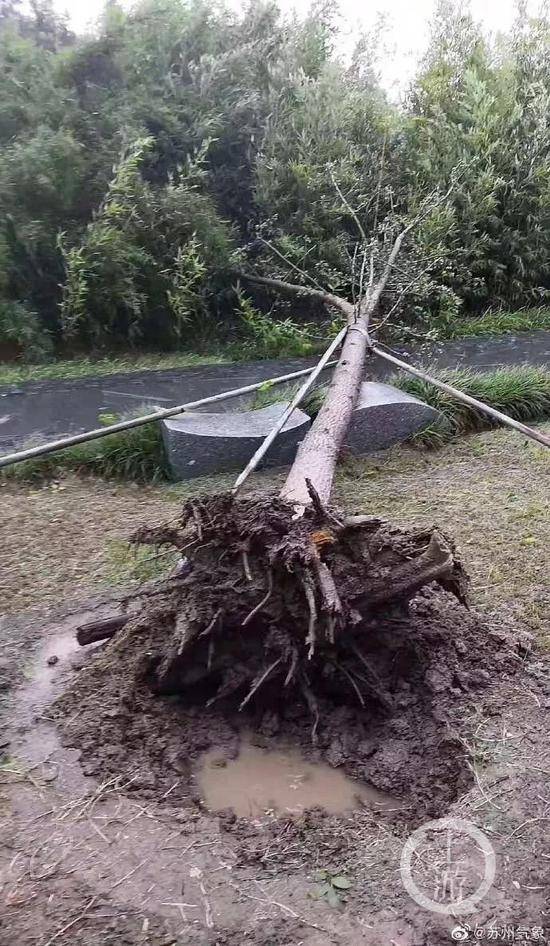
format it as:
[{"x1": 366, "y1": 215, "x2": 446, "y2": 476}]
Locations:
[
  {"x1": 237, "y1": 271, "x2": 354, "y2": 320},
  {"x1": 328, "y1": 165, "x2": 368, "y2": 245},
  {"x1": 257, "y1": 237, "x2": 327, "y2": 293}
]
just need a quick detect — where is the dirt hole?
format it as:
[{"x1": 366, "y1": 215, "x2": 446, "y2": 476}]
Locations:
[{"x1": 198, "y1": 734, "x2": 398, "y2": 817}]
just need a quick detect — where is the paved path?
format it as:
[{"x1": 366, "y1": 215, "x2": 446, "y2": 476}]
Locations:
[{"x1": 1, "y1": 330, "x2": 549, "y2": 450}]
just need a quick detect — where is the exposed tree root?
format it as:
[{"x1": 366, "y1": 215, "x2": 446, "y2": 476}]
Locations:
[
  {"x1": 55, "y1": 491, "x2": 524, "y2": 817},
  {"x1": 97, "y1": 487, "x2": 471, "y2": 730}
]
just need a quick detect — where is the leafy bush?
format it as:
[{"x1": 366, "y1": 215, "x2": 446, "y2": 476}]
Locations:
[
  {"x1": 59, "y1": 139, "x2": 234, "y2": 349},
  {"x1": 0, "y1": 0, "x2": 549, "y2": 354},
  {"x1": 0, "y1": 300, "x2": 52, "y2": 362},
  {"x1": 233, "y1": 292, "x2": 320, "y2": 359}
]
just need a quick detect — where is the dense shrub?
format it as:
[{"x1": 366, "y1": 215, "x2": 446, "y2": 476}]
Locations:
[{"x1": 0, "y1": 0, "x2": 548, "y2": 355}]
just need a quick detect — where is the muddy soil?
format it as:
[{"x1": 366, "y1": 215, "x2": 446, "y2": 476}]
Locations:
[
  {"x1": 42, "y1": 495, "x2": 513, "y2": 825},
  {"x1": 51, "y1": 578, "x2": 521, "y2": 826},
  {"x1": 2, "y1": 592, "x2": 550, "y2": 945}
]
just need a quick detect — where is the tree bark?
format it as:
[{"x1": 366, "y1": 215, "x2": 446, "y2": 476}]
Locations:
[
  {"x1": 247, "y1": 228, "x2": 411, "y2": 509},
  {"x1": 281, "y1": 296, "x2": 364, "y2": 507}
]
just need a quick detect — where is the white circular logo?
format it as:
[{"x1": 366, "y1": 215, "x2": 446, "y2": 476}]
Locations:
[
  {"x1": 400, "y1": 817, "x2": 496, "y2": 916},
  {"x1": 451, "y1": 926, "x2": 471, "y2": 941}
]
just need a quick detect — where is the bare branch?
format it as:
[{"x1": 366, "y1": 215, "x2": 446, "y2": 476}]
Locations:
[
  {"x1": 370, "y1": 263, "x2": 435, "y2": 335},
  {"x1": 257, "y1": 237, "x2": 327, "y2": 293},
  {"x1": 356, "y1": 246, "x2": 368, "y2": 316},
  {"x1": 373, "y1": 135, "x2": 386, "y2": 233},
  {"x1": 237, "y1": 271, "x2": 353, "y2": 320},
  {"x1": 328, "y1": 164, "x2": 368, "y2": 245}
]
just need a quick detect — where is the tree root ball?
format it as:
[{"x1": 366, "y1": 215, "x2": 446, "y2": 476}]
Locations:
[
  {"x1": 124, "y1": 490, "x2": 469, "y2": 714},
  {"x1": 55, "y1": 491, "x2": 520, "y2": 818}
]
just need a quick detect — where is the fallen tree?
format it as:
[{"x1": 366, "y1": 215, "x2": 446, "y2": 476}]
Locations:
[{"x1": 70, "y1": 195, "x2": 484, "y2": 742}]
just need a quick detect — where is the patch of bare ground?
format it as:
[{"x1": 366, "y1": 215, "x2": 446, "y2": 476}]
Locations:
[{"x1": 1, "y1": 613, "x2": 549, "y2": 945}]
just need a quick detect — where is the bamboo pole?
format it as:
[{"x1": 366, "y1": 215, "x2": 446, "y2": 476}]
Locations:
[
  {"x1": 233, "y1": 325, "x2": 347, "y2": 491},
  {"x1": 0, "y1": 361, "x2": 338, "y2": 470},
  {"x1": 371, "y1": 344, "x2": 550, "y2": 450}
]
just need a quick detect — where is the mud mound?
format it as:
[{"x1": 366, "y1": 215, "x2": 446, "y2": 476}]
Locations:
[{"x1": 54, "y1": 493, "x2": 520, "y2": 821}]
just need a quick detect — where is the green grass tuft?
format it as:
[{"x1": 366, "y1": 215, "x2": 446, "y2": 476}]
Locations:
[
  {"x1": 1, "y1": 415, "x2": 171, "y2": 484},
  {"x1": 436, "y1": 307, "x2": 550, "y2": 340},
  {"x1": 397, "y1": 365, "x2": 550, "y2": 446},
  {"x1": 250, "y1": 380, "x2": 303, "y2": 410},
  {"x1": 104, "y1": 539, "x2": 179, "y2": 585}
]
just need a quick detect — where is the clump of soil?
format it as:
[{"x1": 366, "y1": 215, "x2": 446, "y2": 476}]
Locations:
[{"x1": 54, "y1": 492, "x2": 520, "y2": 821}]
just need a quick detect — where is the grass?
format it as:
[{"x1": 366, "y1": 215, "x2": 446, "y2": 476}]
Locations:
[
  {"x1": 398, "y1": 365, "x2": 550, "y2": 446},
  {"x1": 104, "y1": 538, "x2": 179, "y2": 585},
  {"x1": 437, "y1": 306, "x2": 550, "y2": 340},
  {"x1": 0, "y1": 350, "x2": 229, "y2": 387},
  {"x1": 250, "y1": 379, "x2": 302, "y2": 410},
  {"x1": 2, "y1": 415, "x2": 170, "y2": 484}
]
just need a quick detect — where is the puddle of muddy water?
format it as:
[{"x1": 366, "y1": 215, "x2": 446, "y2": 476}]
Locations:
[
  {"x1": 9, "y1": 621, "x2": 101, "y2": 796},
  {"x1": 199, "y1": 737, "x2": 396, "y2": 817}
]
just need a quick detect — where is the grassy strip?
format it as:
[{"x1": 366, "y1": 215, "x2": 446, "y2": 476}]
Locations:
[
  {"x1": 0, "y1": 351, "x2": 229, "y2": 387},
  {"x1": 1, "y1": 308, "x2": 547, "y2": 386},
  {"x1": 1, "y1": 418, "x2": 171, "y2": 484},
  {"x1": 3, "y1": 366, "x2": 549, "y2": 483},
  {"x1": 399, "y1": 366, "x2": 550, "y2": 446},
  {"x1": 437, "y1": 307, "x2": 550, "y2": 340}
]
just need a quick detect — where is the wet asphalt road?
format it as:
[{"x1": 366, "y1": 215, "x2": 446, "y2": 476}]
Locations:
[{"x1": 1, "y1": 330, "x2": 549, "y2": 450}]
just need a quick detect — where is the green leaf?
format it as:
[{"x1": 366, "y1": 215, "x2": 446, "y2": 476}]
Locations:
[
  {"x1": 331, "y1": 876, "x2": 352, "y2": 889},
  {"x1": 312, "y1": 869, "x2": 328, "y2": 882}
]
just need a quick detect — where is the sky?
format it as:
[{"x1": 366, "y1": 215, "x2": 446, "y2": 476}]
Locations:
[{"x1": 51, "y1": 0, "x2": 543, "y2": 93}]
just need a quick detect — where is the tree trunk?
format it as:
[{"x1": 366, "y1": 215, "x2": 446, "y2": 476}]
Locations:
[
  {"x1": 280, "y1": 229, "x2": 408, "y2": 508},
  {"x1": 281, "y1": 297, "x2": 364, "y2": 507}
]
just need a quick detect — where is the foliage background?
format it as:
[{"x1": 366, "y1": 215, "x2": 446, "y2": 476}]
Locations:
[{"x1": 0, "y1": 0, "x2": 548, "y2": 360}]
